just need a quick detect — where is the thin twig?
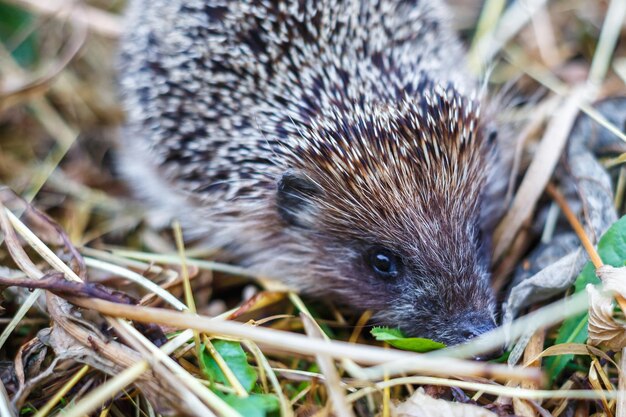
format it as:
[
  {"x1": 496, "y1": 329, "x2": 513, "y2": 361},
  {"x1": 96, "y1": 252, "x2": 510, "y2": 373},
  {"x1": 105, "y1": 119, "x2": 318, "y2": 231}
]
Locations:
[{"x1": 545, "y1": 184, "x2": 603, "y2": 268}]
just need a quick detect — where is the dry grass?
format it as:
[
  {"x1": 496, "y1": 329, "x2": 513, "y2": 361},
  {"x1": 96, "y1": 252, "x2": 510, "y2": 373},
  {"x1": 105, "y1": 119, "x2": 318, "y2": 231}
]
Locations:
[{"x1": 1, "y1": 0, "x2": 626, "y2": 416}]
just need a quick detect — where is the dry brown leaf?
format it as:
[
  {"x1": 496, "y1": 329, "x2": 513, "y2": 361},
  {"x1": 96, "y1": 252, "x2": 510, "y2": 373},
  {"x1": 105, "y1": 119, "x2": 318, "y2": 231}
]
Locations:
[
  {"x1": 588, "y1": 266, "x2": 626, "y2": 349},
  {"x1": 394, "y1": 388, "x2": 497, "y2": 417},
  {"x1": 524, "y1": 343, "x2": 620, "y2": 371}
]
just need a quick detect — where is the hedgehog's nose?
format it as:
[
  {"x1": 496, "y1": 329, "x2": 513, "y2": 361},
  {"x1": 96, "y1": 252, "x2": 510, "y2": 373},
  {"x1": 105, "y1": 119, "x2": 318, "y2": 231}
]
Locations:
[
  {"x1": 460, "y1": 314, "x2": 496, "y2": 339},
  {"x1": 458, "y1": 318, "x2": 504, "y2": 361},
  {"x1": 473, "y1": 347, "x2": 505, "y2": 361}
]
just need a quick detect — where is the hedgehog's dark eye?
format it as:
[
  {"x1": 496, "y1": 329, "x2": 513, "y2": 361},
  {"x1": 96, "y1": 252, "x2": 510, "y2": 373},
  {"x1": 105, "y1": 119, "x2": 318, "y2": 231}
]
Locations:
[{"x1": 366, "y1": 247, "x2": 400, "y2": 278}]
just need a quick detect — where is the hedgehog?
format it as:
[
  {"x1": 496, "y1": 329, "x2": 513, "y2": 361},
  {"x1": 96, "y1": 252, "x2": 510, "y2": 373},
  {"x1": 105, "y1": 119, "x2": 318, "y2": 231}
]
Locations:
[{"x1": 118, "y1": 0, "x2": 508, "y2": 346}]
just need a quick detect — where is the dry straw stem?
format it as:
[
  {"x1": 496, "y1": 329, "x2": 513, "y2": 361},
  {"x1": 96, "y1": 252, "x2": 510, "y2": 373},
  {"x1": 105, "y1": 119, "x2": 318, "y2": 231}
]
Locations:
[
  {"x1": 243, "y1": 341, "x2": 294, "y2": 417},
  {"x1": 588, "y1": 360, "x2": 613, "y2": 416},
  {"x1": 83, "y1": 256, "x2": 187, "y2": 310},
  {"x1": 60, "y1": 361, "x2": 178, "y2": 417},
  {"x1": 301, "y1": 314, "x2": 356, "y2": 417},
  {"x1": 0, "y1": 380, "x2": 16, "y2": 417},
  {"x1": 467, "y1": 0, "x2": 505, "y2": 71},
  {"x1": 0, "y1": 35, "x2": 81, "y2": 202},
  {"x1": 468, "y1": 0, "x2": 548, "y2": 72},
  {"x1": 587, "y1": 0, "x2": 626, "y2": 89},
  {"x1": 346, "y1": 376, "x2": 618, "y2": 403},
  {"x1": 60, "y1": 328, "x2": 232, "y2": 417},
  {"x1": 173, "y1": 221, "x2": 204, "y2": 364},
  {"x1": 502, "y1": 50, "x2": 626, "y2": 145},
  {"x1": 368, "y1": 290, "x2": 589, "y2": 380},
  {"x1": 0, "y1": 289, "x2": 41, "y2": 350},
  {"x1": 529, "y1": 9, "x2": 559, "y2": 68},
  {"x1": 110, "y1": 249, "x2": 266, "y2": 280},
  {"x1": 544, "y1": 184, "x2": 603, "y2": 269},
  {"x1": 109, "y1": 320, "x2": 237, "y2": 417},
  {"x1": 66, "y1": 296, "x2": 540, "y2": 383},
  {"x1": 616, "y1": 168, "x2": 626, "y2": 209},
  {"x1": 524, "y1": 343, "x2": 619, "y2": 372},
  {"x1": 616, "y1": 58, "x2": 626, "y2": 84},
  {"x1": 0, "y1": 204, "x2": 49, "y2": 349},
  {"x1": 605, "y1": 154, "x2": 626, "y2": 170},
  {"x1": 32, "y1": 365, "x2": 89, "y2": 417},
  {"x1": 619, "y1": 348, "x2": 626, "y2": 417},
  {"x1": 0, "y1": 16, "x2": 86, "y2": 111},
  {"x1": 493, "y1": 86, "x2": 587, "y2": 261},
  {"x1": 2, "y1": 207, "x2": 239, "y2": 416},
  {"x1": 2, "y1": 0, "x2": 122, "y2": 39},
  {"x1": 203, "y1": 336, "x2": 250, "y2": 398}
]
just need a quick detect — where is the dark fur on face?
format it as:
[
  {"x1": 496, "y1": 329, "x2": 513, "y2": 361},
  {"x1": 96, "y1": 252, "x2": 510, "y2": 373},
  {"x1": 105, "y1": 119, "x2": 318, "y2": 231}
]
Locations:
[{"x1": 276, "y1": 85, "x2": 498, "y2": 345}]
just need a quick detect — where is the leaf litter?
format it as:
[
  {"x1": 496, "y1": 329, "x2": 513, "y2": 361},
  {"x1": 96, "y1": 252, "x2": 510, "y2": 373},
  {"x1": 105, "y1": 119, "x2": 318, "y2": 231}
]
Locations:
[{"x1": 1, "y1": 0, "x2": 626, "y2": 416}]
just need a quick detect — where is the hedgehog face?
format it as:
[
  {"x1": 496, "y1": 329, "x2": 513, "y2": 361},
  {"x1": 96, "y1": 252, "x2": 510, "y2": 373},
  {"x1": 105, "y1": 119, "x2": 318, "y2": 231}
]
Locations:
[
  {"x1": 276, "y1": 187, "x2": 498, "y2": 347},
  {"x1": 276, "y1": 153, "x2": 499, "y2": 348},
  {"x1": 275, "y1": 90, "x2": 500, "y2": 347},
  {"x1": 329, "y1": 223, "x2": 498, "y2": 348},
  {"x1": 361, "y1": 242, "x2": 498, "y2": 347}
]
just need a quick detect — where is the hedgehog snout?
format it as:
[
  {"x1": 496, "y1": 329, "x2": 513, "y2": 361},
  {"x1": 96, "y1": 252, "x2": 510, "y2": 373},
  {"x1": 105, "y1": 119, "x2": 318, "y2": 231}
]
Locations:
[{"x1": 440, "y1": 311, "x2": 502, "y2": 359}]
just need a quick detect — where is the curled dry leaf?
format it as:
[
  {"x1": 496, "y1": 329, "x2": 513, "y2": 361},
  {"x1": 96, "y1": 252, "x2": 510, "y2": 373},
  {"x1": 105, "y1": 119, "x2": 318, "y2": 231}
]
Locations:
[
  {"x1": 394, "y1": 388, "x2": 497, "y2": 417},
  {"x1": 588, "y1": 265, "x2": 626, "y2": 349}
]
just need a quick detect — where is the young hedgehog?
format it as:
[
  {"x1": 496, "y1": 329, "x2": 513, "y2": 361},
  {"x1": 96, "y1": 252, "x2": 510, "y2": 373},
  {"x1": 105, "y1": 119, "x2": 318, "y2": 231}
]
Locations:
[{"x1": 118, "y1": 0, "x2": 507, "y2": 346}]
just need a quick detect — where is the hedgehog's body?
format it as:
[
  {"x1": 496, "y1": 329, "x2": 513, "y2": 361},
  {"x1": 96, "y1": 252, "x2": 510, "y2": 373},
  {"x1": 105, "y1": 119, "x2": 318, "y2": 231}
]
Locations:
[{"x1": 119, "y1": 0, "x2": 505, "y2": 345}]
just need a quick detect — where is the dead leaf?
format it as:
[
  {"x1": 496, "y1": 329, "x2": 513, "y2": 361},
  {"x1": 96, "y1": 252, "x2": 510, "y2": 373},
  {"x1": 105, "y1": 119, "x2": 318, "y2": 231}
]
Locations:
[
  {"x1": 395, "y1": 388, "x2": 497, "y2": 417},
  {"x1": 503, "y1": 97, "x2": 623, "y2": 336},
  {"x1": 587, "y1": 265, "x2": 626, "y2": 349}
]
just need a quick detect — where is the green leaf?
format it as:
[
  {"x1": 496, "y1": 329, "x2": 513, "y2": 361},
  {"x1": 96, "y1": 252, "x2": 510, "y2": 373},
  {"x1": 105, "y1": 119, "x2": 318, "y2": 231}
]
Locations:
[
  {"x1": 545, "y1": 215, "x2": 626, "y2": 382},
  {"x1": 219, "y1": 393, "x2": 280, "y2": 417},
  {"x1": 371, "y1": 327, "x2": 445, "y2": 352},
  {"x1": 544, "y1": 310, "x2": 590, "y2": 382},
  {"x1": 0, "y1": 4, "x2": 37, "y2": 67},
  {"x1": 200, "y1": 340, "x2": 258, "y2": 392},
  {"x1": 596, "y1": 215, "x2": 626, "y2": 268}
]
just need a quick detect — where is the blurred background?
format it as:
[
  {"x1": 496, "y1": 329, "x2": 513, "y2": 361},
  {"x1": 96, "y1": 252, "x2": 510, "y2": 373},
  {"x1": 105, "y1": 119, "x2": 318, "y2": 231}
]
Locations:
[{"x1": 1, "y1": 1, "x2": 626, "y2": 416}]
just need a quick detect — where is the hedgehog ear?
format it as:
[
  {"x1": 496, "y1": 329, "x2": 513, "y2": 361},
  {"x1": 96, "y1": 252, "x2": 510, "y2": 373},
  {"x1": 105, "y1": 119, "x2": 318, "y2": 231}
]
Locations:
[{"x1": 276, "y1": 170, "x2": 320, "y2": 228}]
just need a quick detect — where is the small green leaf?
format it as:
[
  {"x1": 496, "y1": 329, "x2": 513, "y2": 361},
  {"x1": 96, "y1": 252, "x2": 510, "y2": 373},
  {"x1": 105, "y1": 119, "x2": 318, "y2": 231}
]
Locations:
[
  {"x1": 219, "y1": 393, "x2": 280, "y2": 417},
  {"x1": 200, "y1": 340, "x2": 258, "y2": 392},
  {"x1": 546, "y1": 215, "x2": 626, "y2": 382},
  {"x1": 371, "y1": 327, "x2": 445, "y2": 352},
  {"x1": 20, "y1": 405, "x2": 36, "y2": 415}
]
